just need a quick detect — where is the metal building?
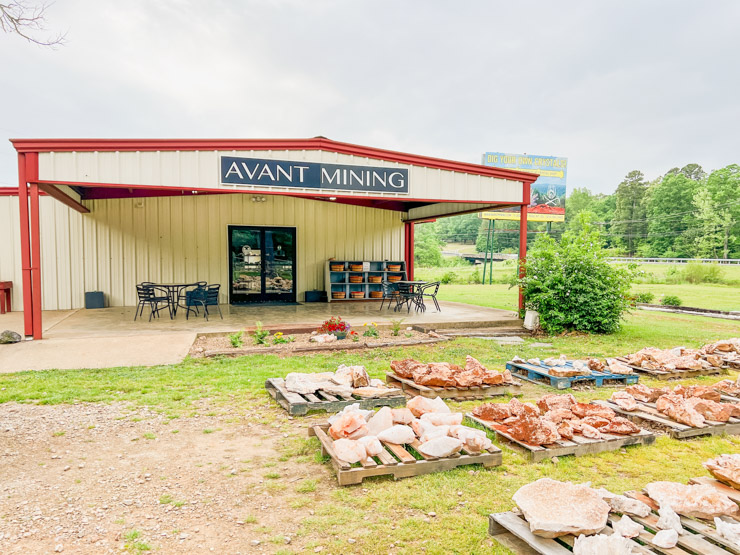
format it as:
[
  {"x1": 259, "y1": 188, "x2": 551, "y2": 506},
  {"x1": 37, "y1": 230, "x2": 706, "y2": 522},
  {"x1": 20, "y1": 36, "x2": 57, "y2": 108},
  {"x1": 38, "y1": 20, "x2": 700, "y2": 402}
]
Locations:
[{"x1": 4, "y1": 138, "x2": 536, "y2": 339}]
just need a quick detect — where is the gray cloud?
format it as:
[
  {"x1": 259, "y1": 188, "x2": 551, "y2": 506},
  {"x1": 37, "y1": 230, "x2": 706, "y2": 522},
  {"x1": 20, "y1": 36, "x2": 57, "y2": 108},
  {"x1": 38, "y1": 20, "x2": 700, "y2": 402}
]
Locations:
[{"x1": 1, "y1": 0, "x2": 738, "y2": 192}]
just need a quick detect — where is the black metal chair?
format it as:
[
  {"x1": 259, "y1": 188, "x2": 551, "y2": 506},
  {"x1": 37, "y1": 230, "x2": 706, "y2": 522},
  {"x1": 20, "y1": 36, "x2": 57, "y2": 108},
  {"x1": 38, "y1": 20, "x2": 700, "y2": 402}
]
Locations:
[
  {"x1": 379, "y1": 281, "x2": 400, "y2": 310},
  {"x1": 188, "y1": 284, "x2": 223, "y2": 321},
  {"x1": 179, "y1": 281, "x2": 207, "y2": 317},
  {"x1": 134, "y1": 284, "x2": 171, "y2": 321},
  {"x1": 419, "y1": 281, "x2": 441, "y2": 312},
  {"x1": 395, "y1": 283, "x2": 423, "y2": 313}
]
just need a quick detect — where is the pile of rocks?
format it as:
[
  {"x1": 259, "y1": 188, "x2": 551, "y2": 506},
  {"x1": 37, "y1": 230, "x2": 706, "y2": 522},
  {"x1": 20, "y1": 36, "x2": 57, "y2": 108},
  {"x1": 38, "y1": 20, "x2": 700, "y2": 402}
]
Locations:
[
  {"x1": 326, "y1": 397, "x2": 494, "y2": 464},
  {"x1": 624, "y1": 345, "x2": 724, "y2": 372},
  {"x1": 473, "y1": 394, "x2": 642, "y2": 446},
  {"x1": 704, "y1": 453, "x2": 740, "y2": 488},
  {"x1": 617, "y1": 384, "x2": 740, "y2": 427},
  {"x1": 701, "y1": 338, "x2": 740, "y2": 366},
  {"x1": 512, "y1": 355, "x2": 633, "y2": 377},
  {"x1": 284, "y1": 365, "x2": 400, "y2": 398},
  {"x1": 512, "y1": 476, "x2": 739, "y2": 551},
  {"x1": 713, "y1": 377, "x2": 740, "y2": 397},
  {"x1": 390, "y1": 356, "x2": 516, "y2": 388}
]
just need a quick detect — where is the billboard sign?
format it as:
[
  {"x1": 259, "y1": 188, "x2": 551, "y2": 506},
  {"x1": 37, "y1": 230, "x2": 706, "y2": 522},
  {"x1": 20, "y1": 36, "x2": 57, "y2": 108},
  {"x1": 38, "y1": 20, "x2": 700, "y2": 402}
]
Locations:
[{"x1": 481, "y1": 152, "x2": 567, "y2": 221}]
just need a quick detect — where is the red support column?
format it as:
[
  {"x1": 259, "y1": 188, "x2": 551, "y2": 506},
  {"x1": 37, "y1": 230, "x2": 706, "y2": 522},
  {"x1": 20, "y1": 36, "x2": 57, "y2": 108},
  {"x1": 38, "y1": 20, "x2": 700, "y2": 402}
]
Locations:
[
  {"x1": 17, "y1": 153, "x2": 34, "y2": 337},
  {"x1": 404, "y1": 222, "x2": 415, "y2": 280},
  {"x1": 28, "y1": 152, "x2": 43, "y2": 340},
  {"x1": 518, "y1": 197, "x2": 529, "y2": 313}
]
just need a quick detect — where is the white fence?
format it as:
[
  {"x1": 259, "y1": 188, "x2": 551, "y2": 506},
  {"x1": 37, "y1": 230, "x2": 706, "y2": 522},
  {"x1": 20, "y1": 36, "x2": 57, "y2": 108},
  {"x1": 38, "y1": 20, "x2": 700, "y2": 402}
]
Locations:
[{"x1": 607, "y1": 258, "x2": 740, "y2": 265}]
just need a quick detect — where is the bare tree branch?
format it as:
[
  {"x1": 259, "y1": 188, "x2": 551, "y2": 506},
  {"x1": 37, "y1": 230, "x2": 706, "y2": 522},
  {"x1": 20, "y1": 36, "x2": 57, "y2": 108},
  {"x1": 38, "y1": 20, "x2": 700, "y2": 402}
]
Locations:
[{"x1": 0, "y1": 1, "x2": 65, "y2": 47}]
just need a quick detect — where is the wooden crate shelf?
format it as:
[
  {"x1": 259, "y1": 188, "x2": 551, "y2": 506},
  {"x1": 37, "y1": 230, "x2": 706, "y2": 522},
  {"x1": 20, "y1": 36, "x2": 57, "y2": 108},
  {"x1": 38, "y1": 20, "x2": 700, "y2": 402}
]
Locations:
[{"x1": 325, "y1": 260, "x2": 406, "y2": 302}]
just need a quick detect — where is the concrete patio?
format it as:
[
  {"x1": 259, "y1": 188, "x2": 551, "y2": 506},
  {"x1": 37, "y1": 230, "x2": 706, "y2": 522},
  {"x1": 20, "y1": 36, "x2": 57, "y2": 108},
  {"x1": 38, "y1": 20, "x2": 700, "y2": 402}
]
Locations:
[{"x1": 0, "y1": 301, "x2": 520, "y2": 372}]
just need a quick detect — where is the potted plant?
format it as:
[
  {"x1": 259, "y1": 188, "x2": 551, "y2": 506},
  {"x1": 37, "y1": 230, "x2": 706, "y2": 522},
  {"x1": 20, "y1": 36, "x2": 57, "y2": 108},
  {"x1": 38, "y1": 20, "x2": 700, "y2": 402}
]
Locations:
[{"x1": 318, "y1": 316, "x2": 351, "y2": 339}]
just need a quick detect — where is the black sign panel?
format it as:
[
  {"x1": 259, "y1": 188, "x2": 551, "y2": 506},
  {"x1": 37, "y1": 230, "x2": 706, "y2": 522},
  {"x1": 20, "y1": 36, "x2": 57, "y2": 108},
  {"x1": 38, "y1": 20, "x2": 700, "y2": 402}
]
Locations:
[{"x1": 220, "y1": 156, "x2": 409, "y2": 194}]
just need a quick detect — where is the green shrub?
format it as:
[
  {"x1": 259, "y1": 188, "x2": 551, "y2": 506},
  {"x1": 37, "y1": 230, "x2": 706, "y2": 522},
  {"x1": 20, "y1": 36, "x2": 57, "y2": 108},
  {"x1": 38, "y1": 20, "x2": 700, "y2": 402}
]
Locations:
[
  {"x1": 252, "y1": 321, "x2": 270, "y2": 345},
  {"x1": 634, "y1": 292, "x2": 655, "y2": 304},
  {"x1": 229, "y1": 331, "x2": 244, "y2": 348},
  {"x1": 440, "y1": 271, "x2": 457, "y2": 284},
  {"x1": 518, "y1": 230, "x2": 635, "y2": 334},
  {"x1": 661, "y1": 295, "x2": 682, "y2": 306},
  {"x1": 678, "y1": 262, "x2": 724, "y2": 284}
]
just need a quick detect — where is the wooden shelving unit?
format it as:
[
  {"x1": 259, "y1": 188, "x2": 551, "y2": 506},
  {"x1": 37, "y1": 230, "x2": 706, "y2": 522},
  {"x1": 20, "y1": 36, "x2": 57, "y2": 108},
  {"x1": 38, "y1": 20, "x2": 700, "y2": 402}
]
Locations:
[{"x1": 325, "y1": 260, "x2": 407, "y2": 302}]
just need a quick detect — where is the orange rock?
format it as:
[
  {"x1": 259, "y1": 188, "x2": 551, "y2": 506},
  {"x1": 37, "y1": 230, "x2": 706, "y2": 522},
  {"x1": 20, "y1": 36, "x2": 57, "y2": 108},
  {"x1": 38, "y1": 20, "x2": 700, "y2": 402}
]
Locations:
[
  {"x1": 506, "y1": 415, "x2": 561, "y2": 446},
  {"x1": 510, "y1": 398, "x2": 539, "y2": 418},
  {"x1": 580, "y1": 424, "x2": 601, "y2": 439},
  {"x1": 581, "y1": 416, "x2": 610, "y2": 429},
  {"x1": 610, "y1": 391, "x2": 638, "y2": 411},
  {"x1": 572, "y1": 403, "x2": 615, "y2": 419},
  {"x1": 673, "y1": 384, "x2": 722, "y2": 403},
  {"x1": 537, "y1": 394, "x2": 576, "y2": 414},
  {"x1": 543, "y1": 409, "x2": 577, "y2": 424},
  {"x1": 390, "y1": 358, "x2": 427, "y2": 379},
  {"x1": 328, "y1": 411, "x2": 368, "y2": 440},
  {"x1": 413, "y1": 363, "x2": 457, "y2": 387},
  {"x1": 656, "y1": 394, "x2": 705, "y2": 427},
  {"x1": 472, "y1": 403, "x2": 512, "y2": 422},
  {"x1": 557, "y1": 420, "x2": 575, "y2": 439},
  {"x1": 686, "y1": 397, "x2": 732, "y2": 422},
  {"x1": 602, "y1": 417, "x2": 641, "y2": 435}
]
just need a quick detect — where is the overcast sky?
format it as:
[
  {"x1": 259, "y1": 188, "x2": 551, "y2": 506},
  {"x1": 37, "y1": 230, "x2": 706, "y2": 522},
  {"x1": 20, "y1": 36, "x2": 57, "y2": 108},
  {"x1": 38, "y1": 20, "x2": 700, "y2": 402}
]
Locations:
[{"x1": 2, "y1": 0, "x2": 739, "y2": 194}]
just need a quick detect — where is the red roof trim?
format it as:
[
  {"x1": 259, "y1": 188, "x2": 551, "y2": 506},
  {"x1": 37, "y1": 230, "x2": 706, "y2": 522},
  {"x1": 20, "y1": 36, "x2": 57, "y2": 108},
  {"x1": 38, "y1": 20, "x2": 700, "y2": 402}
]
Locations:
[
  {"x1": 10, "y1": 137, "x2": 539, "y2": 184},
  {"x1": 29, "y1": 179, "x2": 526, "y2": 205}
]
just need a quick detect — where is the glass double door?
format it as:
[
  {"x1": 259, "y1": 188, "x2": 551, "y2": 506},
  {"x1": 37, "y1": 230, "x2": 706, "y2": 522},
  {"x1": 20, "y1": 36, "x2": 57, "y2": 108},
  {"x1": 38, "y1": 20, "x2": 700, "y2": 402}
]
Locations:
[{"x1": 228, "y1": 226, "x2": 296, "y2": 304}]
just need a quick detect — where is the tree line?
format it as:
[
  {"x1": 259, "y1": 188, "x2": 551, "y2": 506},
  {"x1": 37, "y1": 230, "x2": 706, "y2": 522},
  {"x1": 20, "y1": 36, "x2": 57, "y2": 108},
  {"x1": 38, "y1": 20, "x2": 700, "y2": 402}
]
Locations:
[{"x1": 414, "y1": 162, "x2": 740, "y2": 264}]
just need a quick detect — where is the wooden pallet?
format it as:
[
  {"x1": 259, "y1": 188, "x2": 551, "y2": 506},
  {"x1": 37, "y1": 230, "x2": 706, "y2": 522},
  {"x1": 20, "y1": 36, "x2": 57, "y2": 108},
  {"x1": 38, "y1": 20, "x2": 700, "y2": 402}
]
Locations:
[
  {"x1": 506, "y1": 361, "x2": 639, "y2": 390},
  {"x1": 489, "y1": 505, "x2": 740, "y2": 555},
  {"x1": 596, "y1": 399, "x2": 740, "y2": 439},
  {"x1": 466, "y1": 413, "x2": 655, "y2": 462},
  {"x1": 615, "y1": 357, "x2": 725, "y2": 380},
  {"x1": 308, "y1": 423, "x2": 502, "y2": 485},
  {"x1": 385, "y1": 372, "x2": 522, "y2": 400},
  {"x1": 625, "y1": 490, "x2": 740, "y2": 554},
  {"x1": 265, "y1": 378, "x2": 406, "y2": 416}
]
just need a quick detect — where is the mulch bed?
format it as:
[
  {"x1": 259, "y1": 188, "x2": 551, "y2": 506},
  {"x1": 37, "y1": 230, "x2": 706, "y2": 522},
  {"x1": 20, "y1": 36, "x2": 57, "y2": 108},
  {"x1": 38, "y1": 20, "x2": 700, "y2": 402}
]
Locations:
[{"x1": 190, "y1": 328, "x2": 442, "y2": 358}]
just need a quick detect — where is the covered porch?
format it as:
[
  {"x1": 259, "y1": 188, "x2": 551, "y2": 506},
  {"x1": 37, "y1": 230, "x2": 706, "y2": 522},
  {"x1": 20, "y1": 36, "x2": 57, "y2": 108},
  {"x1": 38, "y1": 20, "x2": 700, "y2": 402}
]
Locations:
[{"x1": 0, "y1": 300, "x2": 520, "y2": 372}]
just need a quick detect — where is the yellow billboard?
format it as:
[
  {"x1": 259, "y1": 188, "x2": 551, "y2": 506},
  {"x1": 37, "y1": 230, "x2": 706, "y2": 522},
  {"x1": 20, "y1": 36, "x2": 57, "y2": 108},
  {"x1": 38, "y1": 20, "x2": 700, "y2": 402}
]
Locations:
[{"x1": 480, "y1": 211, "x2": 565, "y2": 223}]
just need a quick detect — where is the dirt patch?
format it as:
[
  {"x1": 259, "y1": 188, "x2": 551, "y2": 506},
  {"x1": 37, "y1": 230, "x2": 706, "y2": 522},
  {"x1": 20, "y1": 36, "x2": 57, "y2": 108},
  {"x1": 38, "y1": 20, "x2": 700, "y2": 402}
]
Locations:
[
  {"x1": 190, "y1": 328, "x2": 429, "y2": 357},
  {"x1": 0, "y1": 402, "x2": 329, "y2": 553}
]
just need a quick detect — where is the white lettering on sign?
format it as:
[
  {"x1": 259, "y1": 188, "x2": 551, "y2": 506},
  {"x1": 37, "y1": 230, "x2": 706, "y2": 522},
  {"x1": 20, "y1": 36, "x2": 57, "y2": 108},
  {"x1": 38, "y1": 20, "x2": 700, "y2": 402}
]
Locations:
[
  {"x1": 220, "y1": 156, "x2": 409, "y2": 193},
  {"x1": 388, "y1": 171, "x2": 406, "y2": 189},
  {"x1": 321, "y1": 168, "x2": 340, "y2": 185}
]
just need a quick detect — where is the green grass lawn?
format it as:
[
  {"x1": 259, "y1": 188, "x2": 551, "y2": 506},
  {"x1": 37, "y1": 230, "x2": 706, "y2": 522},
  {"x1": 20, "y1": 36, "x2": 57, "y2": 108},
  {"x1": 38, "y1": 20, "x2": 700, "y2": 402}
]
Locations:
[
  {"x1": 435, "y1": 282, "x2": 740, "y2": 312},
  {"x1": 632, "y1": 283, "x2": 740, "y2": 311},
  {"x1": 2, "y1": 311, "x2": 739, "y2": 554}
]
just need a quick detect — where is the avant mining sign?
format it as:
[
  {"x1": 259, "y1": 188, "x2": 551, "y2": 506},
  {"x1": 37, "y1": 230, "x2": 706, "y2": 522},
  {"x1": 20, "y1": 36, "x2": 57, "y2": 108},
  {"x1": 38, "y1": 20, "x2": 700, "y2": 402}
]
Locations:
[{"x1": 220, "y1": 156, "x2": 409, "y2": 194}]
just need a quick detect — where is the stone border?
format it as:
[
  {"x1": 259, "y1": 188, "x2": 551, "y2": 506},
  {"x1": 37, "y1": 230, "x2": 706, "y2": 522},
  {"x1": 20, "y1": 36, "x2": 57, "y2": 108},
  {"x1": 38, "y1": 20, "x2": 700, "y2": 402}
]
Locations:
[
  {"x1": 203, "y1": 336, "x2": 450, "y2": 358},
  {"x1": 637, "y1": 303, "x2": 740, "y2": 320}
]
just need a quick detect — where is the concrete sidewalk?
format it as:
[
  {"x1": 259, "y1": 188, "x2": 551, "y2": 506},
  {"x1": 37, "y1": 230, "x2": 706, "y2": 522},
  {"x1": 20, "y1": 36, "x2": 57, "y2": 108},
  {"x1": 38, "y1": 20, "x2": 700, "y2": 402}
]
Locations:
[
  {"x1": 0, "y1": 333, "x2": 196, "y2": 373},
  {"x1": 0, "y1": 301, "x2": 520, "y2": 373}
]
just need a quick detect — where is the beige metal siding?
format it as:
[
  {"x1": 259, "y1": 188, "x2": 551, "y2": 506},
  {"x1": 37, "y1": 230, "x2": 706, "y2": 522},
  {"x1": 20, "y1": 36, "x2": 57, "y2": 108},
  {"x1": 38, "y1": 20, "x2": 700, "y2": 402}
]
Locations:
[
  {"x1": 0, "y1": 194, "x2": 404, "y2": 310},
  {"x1": 38, "y1": 150, "x2": 523, "y2": 204}
]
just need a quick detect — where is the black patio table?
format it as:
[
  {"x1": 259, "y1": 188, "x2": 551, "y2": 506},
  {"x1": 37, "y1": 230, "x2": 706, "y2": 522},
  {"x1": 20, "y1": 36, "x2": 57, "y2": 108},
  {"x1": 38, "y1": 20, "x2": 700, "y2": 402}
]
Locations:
[
  {"x1": 394, "y1": 280, "x2": 427, "y2": 312},
  {"x1": 153, "y1": 283, "x2": 200, "y2": 317}
]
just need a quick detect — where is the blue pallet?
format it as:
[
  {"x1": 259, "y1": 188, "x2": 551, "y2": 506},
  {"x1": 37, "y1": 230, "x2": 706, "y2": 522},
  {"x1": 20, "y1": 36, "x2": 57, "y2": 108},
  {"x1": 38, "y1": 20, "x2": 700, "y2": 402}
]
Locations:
[{"x1": 505, "y1": 361, "x2": 640, "y2": 390}]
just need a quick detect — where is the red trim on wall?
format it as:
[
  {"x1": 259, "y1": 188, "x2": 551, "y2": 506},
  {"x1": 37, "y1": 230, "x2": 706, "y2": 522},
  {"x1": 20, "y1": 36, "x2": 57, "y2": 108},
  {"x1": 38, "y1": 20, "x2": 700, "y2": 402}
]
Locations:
[
  {"x1": 404, "y1": 222, "x2": 415, "y2": 280},
  {"x1": 11, "y1": 137, "x2": 539, "y2": 184},
  {"x1": 32, "y1": 179, "x2": 529, "y2": 207},
  {"x1": 27, "y1": 154, "x2": 42, "y2": 339},
  {"x1": 18, "y1": 154, "x2": 33, "y2": 336}
]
